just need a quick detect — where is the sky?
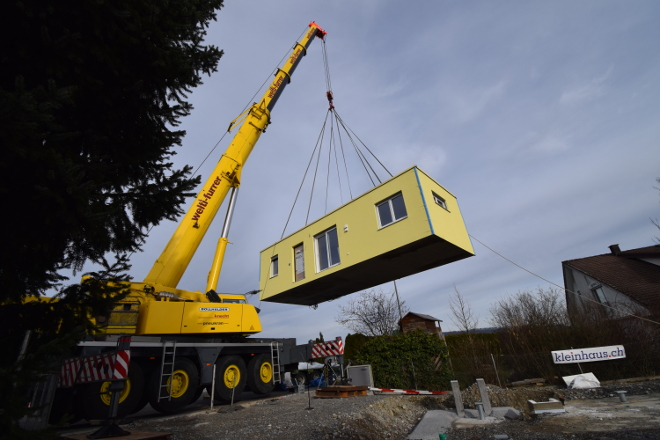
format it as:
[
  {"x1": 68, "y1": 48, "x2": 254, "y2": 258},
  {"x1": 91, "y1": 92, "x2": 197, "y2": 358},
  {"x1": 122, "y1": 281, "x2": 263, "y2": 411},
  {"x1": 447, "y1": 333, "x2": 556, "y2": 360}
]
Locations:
[{"x1": 87, "y1": 1, "x2": 660, "y2": 344}]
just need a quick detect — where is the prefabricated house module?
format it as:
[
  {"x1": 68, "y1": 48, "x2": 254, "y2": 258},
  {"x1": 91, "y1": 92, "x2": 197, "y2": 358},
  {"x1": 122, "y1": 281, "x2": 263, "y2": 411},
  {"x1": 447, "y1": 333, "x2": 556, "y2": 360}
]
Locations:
[{"x1": 259, "y1": 166, "x2": 474, "y2": 306}]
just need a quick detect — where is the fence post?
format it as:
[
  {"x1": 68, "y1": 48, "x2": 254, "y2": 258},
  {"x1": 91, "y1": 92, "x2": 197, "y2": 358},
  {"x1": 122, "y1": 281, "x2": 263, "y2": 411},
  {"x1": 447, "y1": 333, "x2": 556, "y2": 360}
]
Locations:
[{"x1": 491, "y1": 353, "x2": 503, "y2": 388}]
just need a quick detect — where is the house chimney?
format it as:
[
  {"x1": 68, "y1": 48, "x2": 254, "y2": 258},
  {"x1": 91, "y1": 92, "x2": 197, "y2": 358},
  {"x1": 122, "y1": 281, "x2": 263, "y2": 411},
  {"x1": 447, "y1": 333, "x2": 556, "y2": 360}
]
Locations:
[{"x1": 609, "y1": 244, "x2": 621, "y2": 255}]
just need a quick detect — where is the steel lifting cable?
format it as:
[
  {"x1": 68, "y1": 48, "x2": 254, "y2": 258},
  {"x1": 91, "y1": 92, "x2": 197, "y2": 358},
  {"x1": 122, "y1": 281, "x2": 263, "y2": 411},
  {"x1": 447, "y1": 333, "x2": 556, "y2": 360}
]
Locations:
[
  {"x1": 469, "y1": 234, "x2": 660, "y2": 326},
  {"x1": 333, "y1": 111, "x2": 393, "y2": 180},
  {"x1": 325, "y1": 118, "x2": 334, "y2": 213},
  {"x1": 280, "y1": 112, "x2": 330, "y2": 239},
  {"x1": 322, "y1": 36, "x2": 392, "y2": 184},
  {"x1": 280, "y1": 31, "x2": 398, "y2": 237}
]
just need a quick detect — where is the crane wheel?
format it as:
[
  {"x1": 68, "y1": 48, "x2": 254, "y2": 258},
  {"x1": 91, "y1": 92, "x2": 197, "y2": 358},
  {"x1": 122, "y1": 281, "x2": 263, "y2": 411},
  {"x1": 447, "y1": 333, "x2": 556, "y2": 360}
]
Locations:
[
  {"x1": 148, "y1": 358, "x2": 199, "y2": 413},
  {"x1": 247, "y1": 353, "x2": 275, "y2": 395},
  {"x1": 212, "y1": 355, "x2": 246, "y2": 402},
  {"x1": 190, "y1": 385, "x2": 205, "y2": 403},
  {"x1": 73, "y1": 362, "x2": 145, "y2": 421}
]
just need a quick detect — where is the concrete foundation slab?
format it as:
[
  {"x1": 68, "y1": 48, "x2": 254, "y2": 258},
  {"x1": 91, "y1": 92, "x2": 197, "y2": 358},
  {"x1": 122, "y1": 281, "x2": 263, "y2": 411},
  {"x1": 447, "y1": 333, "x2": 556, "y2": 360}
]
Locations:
[
  {"x1": 452, "y1": 417, "x2": 503, "y2": 429},
  {"x1": 406, "y1": 410, "x2": 458, "y2": 439},
  {"x1": 407, "y1": 407, "x2": 520, "y2": 439},
  {"x1": 491, "y1": 406, "x2": 522, "y2": 420},
  {"x1": 528, "y1": 398, "x2": 565, "y2": 414}
]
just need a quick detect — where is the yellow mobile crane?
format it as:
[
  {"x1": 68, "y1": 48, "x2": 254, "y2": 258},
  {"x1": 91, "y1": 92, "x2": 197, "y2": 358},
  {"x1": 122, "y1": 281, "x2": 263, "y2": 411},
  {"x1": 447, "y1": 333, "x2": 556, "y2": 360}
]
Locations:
[
  {"x1": 117, "y1": 21, "x2": 327, "y2": 337},
  {"x1": 49, "y1": 22, "x2": 329, "y2": 423}
]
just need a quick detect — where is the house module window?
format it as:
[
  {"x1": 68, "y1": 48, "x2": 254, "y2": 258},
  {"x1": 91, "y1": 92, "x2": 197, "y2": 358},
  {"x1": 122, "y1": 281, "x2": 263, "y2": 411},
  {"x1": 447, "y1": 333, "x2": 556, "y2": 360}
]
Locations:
[
  {"x1": 432, "y1": 191, "x2": 448, "y2": 210},
  {"x1": 270, "y1": 255, "x2": 278, "y2": 278},
  {"x1": 293, "y1": 244, "x2": 305, "y2": 281},
  {"x1": 315, "y1": 227, "x2": 341, "y2": 272},
  {"x1": 376, "y1": 193, "x2": 407, "y2": 228}
]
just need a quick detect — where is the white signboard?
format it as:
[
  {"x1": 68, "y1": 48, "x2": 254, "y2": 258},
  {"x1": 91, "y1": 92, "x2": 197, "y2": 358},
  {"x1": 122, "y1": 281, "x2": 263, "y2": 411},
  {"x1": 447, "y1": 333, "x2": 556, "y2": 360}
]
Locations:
[{"x1": 551, "y1": 345, "x2": 626, "y2": 364}]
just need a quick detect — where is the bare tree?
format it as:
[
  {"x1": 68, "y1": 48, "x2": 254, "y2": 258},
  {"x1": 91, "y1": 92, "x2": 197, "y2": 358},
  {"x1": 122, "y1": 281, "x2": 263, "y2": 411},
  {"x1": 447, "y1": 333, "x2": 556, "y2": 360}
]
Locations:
[
  {"x1": 488, "y1": 286, "x2": 572, "y2": 380},
  {"x1": 448, "y1": 284, "x2": 479, "y2": 335},
  {"x1": 335, "y1": 289, "x2": 410, "y2": 336}
]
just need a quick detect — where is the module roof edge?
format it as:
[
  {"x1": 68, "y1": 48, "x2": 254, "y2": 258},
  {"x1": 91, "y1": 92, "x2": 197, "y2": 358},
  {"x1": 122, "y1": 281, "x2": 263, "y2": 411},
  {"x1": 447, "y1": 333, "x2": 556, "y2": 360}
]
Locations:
[{"x1": 259, "y1": 165, "x2": 452, "y2": 253}]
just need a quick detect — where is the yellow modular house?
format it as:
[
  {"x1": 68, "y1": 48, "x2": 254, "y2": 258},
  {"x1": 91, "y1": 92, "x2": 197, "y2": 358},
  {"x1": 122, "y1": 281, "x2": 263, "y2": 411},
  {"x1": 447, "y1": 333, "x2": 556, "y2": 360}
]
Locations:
[{"x1": 259, "y1": 166, "x2": 474, "y2": 306}]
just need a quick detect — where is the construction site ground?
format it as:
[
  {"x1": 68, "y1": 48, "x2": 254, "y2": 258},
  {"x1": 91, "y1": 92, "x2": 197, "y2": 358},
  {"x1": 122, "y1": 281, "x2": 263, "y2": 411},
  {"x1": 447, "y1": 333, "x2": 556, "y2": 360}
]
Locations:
[{"x1": 58, "y1": 379, "x2": 660, "y2": 440}]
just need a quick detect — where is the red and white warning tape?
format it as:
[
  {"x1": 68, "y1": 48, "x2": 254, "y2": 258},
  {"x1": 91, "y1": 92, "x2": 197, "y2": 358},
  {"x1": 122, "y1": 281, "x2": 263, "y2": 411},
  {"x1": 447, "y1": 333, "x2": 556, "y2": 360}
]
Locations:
[{"x1": 369, "y1": 387, "x2": 447, "y2": 395}]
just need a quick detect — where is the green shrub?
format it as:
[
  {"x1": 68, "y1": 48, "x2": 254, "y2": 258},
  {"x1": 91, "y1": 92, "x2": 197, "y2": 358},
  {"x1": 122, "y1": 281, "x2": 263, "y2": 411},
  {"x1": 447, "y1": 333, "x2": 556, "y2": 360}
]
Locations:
[{"x1": 354, "y1": 330, "x2": 451, "y2": 390}]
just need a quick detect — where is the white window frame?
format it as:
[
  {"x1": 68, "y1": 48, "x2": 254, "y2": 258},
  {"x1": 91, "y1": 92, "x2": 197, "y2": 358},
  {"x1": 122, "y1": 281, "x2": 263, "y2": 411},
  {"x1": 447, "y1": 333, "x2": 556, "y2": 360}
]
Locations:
[
  {"x1": 376, "y1": 192, "x2": 408, "y2": 228},
  {"x1": 432, "y1": 191, "x2": 448, "y2": 210},
  {"x1": 270, "y1": 255, "x2": 278, "y2": 278},
  {"x1": 315, "y1": 227, "x2": 341, "y2": 272},
  {"x1": 293, "y1": 244, "x2": 305, "y2": 281},
  {"x1": 592, "y1": 286, "x2": 609, "y2": 305}
]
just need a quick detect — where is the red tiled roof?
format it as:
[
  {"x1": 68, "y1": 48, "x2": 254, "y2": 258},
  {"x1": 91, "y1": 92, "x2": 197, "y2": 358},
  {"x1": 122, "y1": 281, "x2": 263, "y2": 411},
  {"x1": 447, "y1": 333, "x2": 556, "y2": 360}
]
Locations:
[{"x1": 563, "y1": 252, "x2": 660, "y2": 312}]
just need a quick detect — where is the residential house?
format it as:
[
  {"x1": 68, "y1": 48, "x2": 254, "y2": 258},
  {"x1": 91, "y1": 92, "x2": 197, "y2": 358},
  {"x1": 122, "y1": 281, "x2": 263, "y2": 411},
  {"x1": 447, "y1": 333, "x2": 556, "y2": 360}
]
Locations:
[{"x1": 562, "y1": 244, "x2": 660, "y2": 317}]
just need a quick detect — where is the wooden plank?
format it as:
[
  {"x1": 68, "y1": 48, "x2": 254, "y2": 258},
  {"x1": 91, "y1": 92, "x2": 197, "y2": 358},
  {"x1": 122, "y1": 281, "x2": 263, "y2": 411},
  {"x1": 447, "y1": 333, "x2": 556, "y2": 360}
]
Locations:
[
  {"x1": 315, "y1": 385, "x2": 368, "y2": 398},
  {"x1": 511, "y1": 378, "x2": 546, "y2": 387}
]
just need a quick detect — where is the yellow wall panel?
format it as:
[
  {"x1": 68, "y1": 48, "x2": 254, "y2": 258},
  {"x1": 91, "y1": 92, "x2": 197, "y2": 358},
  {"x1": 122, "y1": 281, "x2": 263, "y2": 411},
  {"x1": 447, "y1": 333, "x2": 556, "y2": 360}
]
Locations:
[{"x1": 259, "y1": 166, "x2": 474, "y2": 306}]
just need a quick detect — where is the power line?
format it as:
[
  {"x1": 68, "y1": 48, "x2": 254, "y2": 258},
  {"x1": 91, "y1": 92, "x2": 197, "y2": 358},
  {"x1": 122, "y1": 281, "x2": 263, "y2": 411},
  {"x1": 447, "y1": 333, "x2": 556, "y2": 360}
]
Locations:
[{"x1": 469, "y1": 234, "x2": 660, "y2": 326}]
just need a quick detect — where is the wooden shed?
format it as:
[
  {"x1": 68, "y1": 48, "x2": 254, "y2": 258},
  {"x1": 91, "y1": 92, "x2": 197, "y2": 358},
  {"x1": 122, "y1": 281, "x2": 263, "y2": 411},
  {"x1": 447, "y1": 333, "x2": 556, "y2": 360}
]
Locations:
[
  {"x1": 399, "y1": 312, "x2": 445, "y2": 340},
  {"x1": 259, "y1": 166, "x2": 474, "y2": 306}
]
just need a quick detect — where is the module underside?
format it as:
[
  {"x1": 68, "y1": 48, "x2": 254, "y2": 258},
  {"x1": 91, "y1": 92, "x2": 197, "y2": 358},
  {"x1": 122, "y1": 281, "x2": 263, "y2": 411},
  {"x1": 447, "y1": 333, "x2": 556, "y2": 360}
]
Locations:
[{"x1": 262, "y1": 235, "x2": 472, "y2": 305}]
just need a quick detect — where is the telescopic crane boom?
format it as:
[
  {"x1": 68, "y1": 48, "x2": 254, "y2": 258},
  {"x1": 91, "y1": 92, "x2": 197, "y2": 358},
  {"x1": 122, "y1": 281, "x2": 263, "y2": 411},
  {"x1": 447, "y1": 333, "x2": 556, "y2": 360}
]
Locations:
[{"x1": 109, "y1": 22, "x2": 327, "y2": 336}]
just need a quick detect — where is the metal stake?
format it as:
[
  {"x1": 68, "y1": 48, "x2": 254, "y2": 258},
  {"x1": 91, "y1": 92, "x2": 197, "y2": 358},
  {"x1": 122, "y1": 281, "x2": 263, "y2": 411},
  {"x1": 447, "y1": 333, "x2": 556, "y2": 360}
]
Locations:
[
  {"x1": 306, "y1": 379, "x2": 314, "y2": 410},
  {"x1": 210, "y1": 364, "x2": 216, "y2": 410},
  {"x1": 475, "y1": 401, "x2": 485, "y2": 420},
  {"x1": 230, "y1": 371, "x2": 237, "y2": 407},
  {"x1": 491, "y1": 353, "x2": 502, "y2": 388},
  {"x1": 615, "y1": 391, "x2": 628, "y2": 403}
]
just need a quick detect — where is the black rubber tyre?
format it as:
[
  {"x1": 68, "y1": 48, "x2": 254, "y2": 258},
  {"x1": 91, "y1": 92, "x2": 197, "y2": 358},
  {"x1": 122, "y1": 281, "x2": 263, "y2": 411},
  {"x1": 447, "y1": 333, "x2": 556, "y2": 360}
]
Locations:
[
  {"x1": 213, "y1": 355, "x2": 247, "y2": 402},
  {"x1": 247, "y1": 353, "x2": 275, "y2": 395},
  {"x1": 48, "y1": 388, "x2": 82, "y2": 425},
  {"x1": 190, "y1": 385, "x2": 205, "y2": 403},
  {"x1": 148, "y1": 358, "x2": 199, "y2": 414},
  {"x1": 130, "y1": 387, "x2": 150, "y2": 415},
  {"x1": 294, "y1": 372, "x2": 306, "y2": 386},
  {"x1": 74, "y1": 362, "x2": 145, "y2": 421}
]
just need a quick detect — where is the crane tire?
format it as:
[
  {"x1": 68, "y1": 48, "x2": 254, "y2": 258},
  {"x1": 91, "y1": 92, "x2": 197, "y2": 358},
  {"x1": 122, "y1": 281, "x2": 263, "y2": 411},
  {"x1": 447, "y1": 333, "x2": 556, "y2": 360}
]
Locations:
[
  {"x1": 74, "y1": 361, "x2": 145, "y2": 421},
  {"x1": 148, "y1": 358, "x2": 199, "y2": 413},
  {"x1": 130, "y1": 388, "x2": 150, "y2": 415},
  {"x1": 247, "y1": 353, "x2": 275, "y2": 395},
  {"x1": 191, "y1": 385, "x2": 205, "y2": 403},
  {"x1": 213, "y1": 355, "x2": 246, "y2": 402}
]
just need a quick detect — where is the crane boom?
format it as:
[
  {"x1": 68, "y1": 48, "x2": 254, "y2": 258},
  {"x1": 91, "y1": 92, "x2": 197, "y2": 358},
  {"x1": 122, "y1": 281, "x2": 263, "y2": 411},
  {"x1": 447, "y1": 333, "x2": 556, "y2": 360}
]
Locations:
[{"x1": 143, "y1": 22, "x2": 327, "y2": 293}]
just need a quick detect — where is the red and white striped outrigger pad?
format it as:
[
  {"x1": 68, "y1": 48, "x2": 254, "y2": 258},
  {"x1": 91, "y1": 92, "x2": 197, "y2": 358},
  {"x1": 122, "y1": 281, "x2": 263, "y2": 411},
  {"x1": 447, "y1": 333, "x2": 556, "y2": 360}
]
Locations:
[
  {"x1": 59, "y1": 336, "x2": 131, "y2": 387},
  {"x1": 310, "y1": 336, "x2": 344, "y2": 358},
  {"x1": 369, "y1": 387, "x2": 447, "y2": 395}
]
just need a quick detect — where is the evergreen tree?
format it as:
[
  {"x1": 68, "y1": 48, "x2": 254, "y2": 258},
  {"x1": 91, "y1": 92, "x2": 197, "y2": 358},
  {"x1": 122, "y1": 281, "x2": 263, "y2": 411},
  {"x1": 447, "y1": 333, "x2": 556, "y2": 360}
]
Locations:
[{"x1": 0, "y1": 1, "x2": 224, "y2": 435}]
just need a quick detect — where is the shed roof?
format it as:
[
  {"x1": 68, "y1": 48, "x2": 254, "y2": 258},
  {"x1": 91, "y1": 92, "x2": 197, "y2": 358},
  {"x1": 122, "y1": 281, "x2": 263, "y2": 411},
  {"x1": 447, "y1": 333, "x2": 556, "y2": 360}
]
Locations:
[
  {"x1": 399, "y1": 312, "x2": 442, "y2": 323},
  {"x1": 563, "y1": 250, "x2": 660, "y2": 312}
]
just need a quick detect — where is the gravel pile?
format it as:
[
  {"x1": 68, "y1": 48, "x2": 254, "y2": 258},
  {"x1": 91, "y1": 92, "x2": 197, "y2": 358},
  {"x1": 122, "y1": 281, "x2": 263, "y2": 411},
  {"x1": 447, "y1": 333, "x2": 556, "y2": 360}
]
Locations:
[{"x1": 120, "y1": 380, "x2": 660, "y2": 440}]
